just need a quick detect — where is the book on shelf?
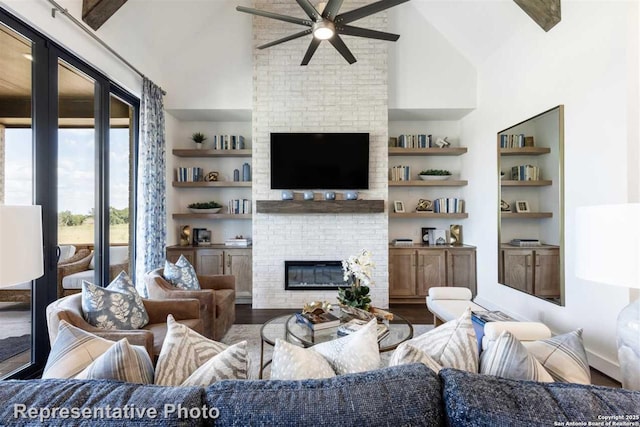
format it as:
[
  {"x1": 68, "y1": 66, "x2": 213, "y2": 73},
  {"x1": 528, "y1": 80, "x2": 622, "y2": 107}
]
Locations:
[
  {"x1": 176, "y1": 167, "x2": 204, "y2": 182},
  {"x1": 390, "y1": 165, "x2": 410, "y2": 181},
  {"x1": 394, "y1": 134, "x2": 432, "y2": 149},
  {"x1": 212, "y1": 135, "x2": 246, "y2": 150},
  {"x1": 509, "y1": 239, "x2": 541, "y2": 247},
  {"x1": 432, "y1": 198, "x2": 464, "y2": 214},
  {"x1": 471, "y1": 311, "x2": 514, "y2": 323},
  {"x1": 510, "y1": 165, "x2": 540, "y2": 181},
  {"x1": 225, "y1": 238, "x2": 252, "y2": 247},
  {"x1": 295, "y1": 311, "x2": 341, "y2": 331},
  {"x1": 337, "y1": 319, "x2": 390, "y2": 341},
  {"x1": 392, "y1": 238, "x2": 413, "y2": 246},
  {"x1": 500, "y1": 133, "x2": 527, "y2": 148},
  {"x1": 227, "y1": 199, "x2": 251, "y2": 215}
]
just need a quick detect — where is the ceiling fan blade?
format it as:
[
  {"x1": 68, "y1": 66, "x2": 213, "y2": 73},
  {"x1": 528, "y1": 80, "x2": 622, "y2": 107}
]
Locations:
[
  {"x1": 301, "y1": 38, "x2": 321, "y2": 66},
  {"x1": 236, "y1": 6, "x2": 312, "y2": 27},
  {"x1": 258, "y1": 29, "x2": 313, "y2": 49},
  {"x1": 329, "y1": 35, "x2": 356, "y2": 64},
  {"x1": 336, "y1": 0, "x2": 410, "y2": 24},
  {"x1": 322, "y1": 0, "x2": 344, "y2": 19},
  {"x1": 295, "y1": 0, "x2": 321, "y2": 21},
  {"x1": 337, "y1": 25, "x2": 399, "y2": 41}
]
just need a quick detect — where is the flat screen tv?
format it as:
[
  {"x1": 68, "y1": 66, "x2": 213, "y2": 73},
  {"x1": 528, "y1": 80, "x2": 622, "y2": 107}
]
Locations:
[{"x1": 270, "y1": 133, "x2": 369, "y2": 190}]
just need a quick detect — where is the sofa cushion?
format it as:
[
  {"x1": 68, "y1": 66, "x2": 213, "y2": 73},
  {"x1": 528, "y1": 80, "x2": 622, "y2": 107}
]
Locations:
[
  {"x1": 155, "y1": 315, "x2": 246, "y2": 386},
  {"x1": 75, "y1": 338, "x2": 154, "y2": 384},
  {"x1": 526, "y1": 329, "x2": 591, "y2": 384},
  {"x1": 0, "y1": 379, "x2": 203, "y2": 426},
  {"x1": 440, "y1": 368, "x2": 640, "y2": 427},
  {"x1": 82, "y1": 272, "x2": 149, "y2": 330},
  {"x1": 480, "y1": 330, "x2": 554, "y2": 382},
  {"x1": 271, "y1": 319, "x2": 380, "y2": 380},
  {"x1": 396, "y1": 308, "x2": 478, "y2": 373},
  {"x1": 164, "y1": 255, "x2": 200, "y2": 290},
  {"x1": 205, "y1": 364, "x2": 445, "y2": 427}
]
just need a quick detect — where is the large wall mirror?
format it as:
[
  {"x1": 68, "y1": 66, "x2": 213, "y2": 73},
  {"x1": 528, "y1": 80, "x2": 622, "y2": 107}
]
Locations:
[{"x1": 497, "y1": 105, "x2": 564, "y2": 306}]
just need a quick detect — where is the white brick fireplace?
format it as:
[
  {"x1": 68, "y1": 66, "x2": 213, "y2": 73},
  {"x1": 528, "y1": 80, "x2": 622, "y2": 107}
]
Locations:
[{"x1": 251, "y1": 0, "x2": 389, "y2": 308}]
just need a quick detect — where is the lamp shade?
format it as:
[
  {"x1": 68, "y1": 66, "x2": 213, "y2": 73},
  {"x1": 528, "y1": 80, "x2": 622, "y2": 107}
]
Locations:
[
  {"x1": 575, "y1": 204, "x2": 640, "y2": 289},
  {"x1": 0, "y1": 205, "x2": 44, "y2": 287}
]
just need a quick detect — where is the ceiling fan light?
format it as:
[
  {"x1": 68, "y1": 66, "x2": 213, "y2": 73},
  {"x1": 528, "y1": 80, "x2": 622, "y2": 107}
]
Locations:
[{"x1": 313, "y1": 21, "x2": 335, "y2": 40}]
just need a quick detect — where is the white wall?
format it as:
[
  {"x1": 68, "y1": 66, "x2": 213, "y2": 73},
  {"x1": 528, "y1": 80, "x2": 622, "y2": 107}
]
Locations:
[
  {"x1": 388, "y1": 3, "x2": 476, "y2": 110},
  {"x1": 462, "y1": 0, "x2": 638, "y2": 379},
  {"x1": 251, "y1": 0, "x2": 389, "y2": 309}
]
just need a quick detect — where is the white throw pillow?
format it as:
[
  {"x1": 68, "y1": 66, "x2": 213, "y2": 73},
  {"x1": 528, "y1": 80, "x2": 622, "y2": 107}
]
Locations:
[
  {"x1": 270, "y1": 319, "x2": 381, "y2": 380},
  {"x1": 155, "y1": 314, "x2": 247, "y2": 386},
  {"x1": 526, "y1": 329, "x2": 591, "y2": 384},
  {"x1": 480, "y1": 330, "x2": 554, "y2": 382},
  {"x1": 396, "y1": 307, "x2": 478, "y2": 373}
]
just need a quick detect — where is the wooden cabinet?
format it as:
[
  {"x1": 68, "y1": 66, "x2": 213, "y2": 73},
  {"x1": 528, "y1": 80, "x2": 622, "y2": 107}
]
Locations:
[
  {"x1": 500, "y1": 246, "x2": 560, "y2": 298},
  {"x1": 389, "y1": 245, "x2": 476, "y2": 303},
  {"x1": 166, "y1": 245, "x2": 252, "y2": 302}
]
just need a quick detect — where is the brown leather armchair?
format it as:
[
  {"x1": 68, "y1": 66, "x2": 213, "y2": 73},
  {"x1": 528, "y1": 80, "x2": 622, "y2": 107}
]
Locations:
[
  {"x1": 144, "y1": 268, "x2": 235, "y2": 341},
  {"x1": 57, "y1": 248, "x2": 128, "y2": 298},
  {"x1": 46, "y1": 293, "x2": 203, "y2": 358}
]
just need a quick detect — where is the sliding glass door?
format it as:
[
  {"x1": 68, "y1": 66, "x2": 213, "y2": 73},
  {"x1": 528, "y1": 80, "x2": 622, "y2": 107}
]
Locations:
[{"x1": 0, "y1": 8, "x2": 139, "y2": 378}]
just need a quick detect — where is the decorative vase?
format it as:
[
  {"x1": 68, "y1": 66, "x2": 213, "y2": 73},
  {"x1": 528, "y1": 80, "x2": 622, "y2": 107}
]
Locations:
[{"x1": 337, "y1": 278, "x2": 371, "y2": 311}]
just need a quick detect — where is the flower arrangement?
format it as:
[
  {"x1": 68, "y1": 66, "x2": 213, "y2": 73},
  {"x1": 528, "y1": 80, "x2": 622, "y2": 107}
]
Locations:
[{"x1": 338, "y1": 249, "x2": 374, "y2": 310}]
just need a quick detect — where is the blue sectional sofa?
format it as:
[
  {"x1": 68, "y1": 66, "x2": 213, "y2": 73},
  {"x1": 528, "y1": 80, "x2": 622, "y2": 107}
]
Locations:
[{"x1": 0, "y1": 364, "x2": 638, "y2": 426}]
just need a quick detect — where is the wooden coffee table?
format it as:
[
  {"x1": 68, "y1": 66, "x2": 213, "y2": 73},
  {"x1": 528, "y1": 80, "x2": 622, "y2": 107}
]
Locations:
[{"x1": 259, "y1": 311, "x2": 413, "y2": 379}]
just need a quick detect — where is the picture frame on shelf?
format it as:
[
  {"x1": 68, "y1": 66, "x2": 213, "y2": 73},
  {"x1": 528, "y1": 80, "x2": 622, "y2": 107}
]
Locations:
[
  {"x1": 393, "y1": 201, "x2": 405, "y2": 213},
  {"x1": 515, "y1": 200, "x2": 530, "y2": 213}
]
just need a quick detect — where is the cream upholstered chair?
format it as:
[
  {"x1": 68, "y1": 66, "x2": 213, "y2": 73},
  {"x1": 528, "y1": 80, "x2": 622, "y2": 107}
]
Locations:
[
  {"x1": 46, "y1": 293, "x2": 203, "y2": 358},
  {"x1": 426, "y1": 287, "x2": 484, "y2": 326},
  {"x1": 57, "y1": 246, "x2": 129, "y2": 298},
  {"x1": 144, "y1": 268, "x2": 235, "y2": 340}
]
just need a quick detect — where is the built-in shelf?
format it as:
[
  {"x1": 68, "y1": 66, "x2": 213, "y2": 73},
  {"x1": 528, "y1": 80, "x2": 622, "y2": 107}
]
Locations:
[
  {"x1": 500, "y1": 147, "x2": 551, "y2": 156},
  {"x1": 501, "y1": 180, "x2": 552, "y2": 187},
  {"x1": 172, "y1": 213, "x2": 252, "y2": 220},
  {"x1": 172, "y1": 149, "x2": 251, "y2": 158},
  {"x1": 388, "y1": 147, "x2": 467, "y2": 156},
  {"x1": 501, "y1": 212, "x2": 553, "y2": 219},
  {"x1": 256, "y1": 200, "x2": 385, "y2": 214},
  {"x1": 390, "y1": 212, "x2": 468, "y2": 219},
  {"x1": 172, "y1": 181, "x2": 251, "y2": 188},
  {"x1": 389, "y1": 180, "x2": 468, "y2": 187}
]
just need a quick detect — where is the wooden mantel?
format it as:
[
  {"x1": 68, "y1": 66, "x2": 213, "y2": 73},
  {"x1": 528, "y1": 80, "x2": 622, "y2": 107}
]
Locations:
[{"x1": 256, "y1": 200, "x2": 385, "y2": 214}]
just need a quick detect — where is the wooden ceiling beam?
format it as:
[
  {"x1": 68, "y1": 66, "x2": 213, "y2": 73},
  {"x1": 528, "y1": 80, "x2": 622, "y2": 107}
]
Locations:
[
  {"x1": 514, "y1": 0, "x2": 561, "y2": 32},
  {"x1": 82, "y1": 0, "x2": 128, "y2": 31}
]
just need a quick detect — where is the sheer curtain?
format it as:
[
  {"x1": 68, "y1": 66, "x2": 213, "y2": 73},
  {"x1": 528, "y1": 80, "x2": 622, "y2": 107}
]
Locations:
[{"x1": 135, "y1": 78, "x2": 166, "y2": 296}]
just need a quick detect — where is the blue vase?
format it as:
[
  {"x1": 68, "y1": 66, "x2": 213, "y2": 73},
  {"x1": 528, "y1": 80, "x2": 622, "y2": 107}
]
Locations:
[
  {"x1": 345, "y1": 191, "x2": 358, "y2": 200},
  {"x1": 281, "y1": 190, "x2": 294, "y2": 200},
  {"x1": 242, "y1": 163, "x2": 251, "y2": 182},
  {"x1": 233, "y1": 169, "x2": 240, "y2": 182},
  {"x1": 303, "y1": 191, "x2": 314, "y2": 200},
  {"x1": 324, "y1": 191, "x2": 336, "y2": 200}
]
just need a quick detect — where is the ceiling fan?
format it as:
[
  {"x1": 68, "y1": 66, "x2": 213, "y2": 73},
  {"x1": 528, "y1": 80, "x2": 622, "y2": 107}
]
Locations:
[{"x1": 236, "y1": 0, "x2": 409, "y2": 66}]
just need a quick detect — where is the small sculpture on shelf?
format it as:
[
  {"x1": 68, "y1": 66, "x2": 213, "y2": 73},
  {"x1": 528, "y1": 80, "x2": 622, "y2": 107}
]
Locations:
[
  {"x1": 416, "y1": 199, "x2": 433, "y2": 212},
  {"x1": 435, "y1": 137, "x2": 450, "y2": 148},
  {"x1": 205, "y1": 171, "x2": 219, "y2": 182}
]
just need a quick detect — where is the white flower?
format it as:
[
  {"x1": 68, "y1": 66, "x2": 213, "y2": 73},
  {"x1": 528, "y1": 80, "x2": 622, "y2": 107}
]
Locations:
[{"x1": 342, "y1": 249, "x2": 375, "y2": 287}]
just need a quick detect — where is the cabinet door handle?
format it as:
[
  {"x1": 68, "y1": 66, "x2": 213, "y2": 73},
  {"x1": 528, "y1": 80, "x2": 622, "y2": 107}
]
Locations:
[
  {"x1": 526, "y1": 254, "x2": 531, "y2": 267},
  {"x1": 227, "y1": 254, "x2": 231, "y2": 268}
]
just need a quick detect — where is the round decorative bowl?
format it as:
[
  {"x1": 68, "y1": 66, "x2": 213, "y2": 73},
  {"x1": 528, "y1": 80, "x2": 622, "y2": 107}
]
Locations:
[
  {"x1": 189, "y1": 207, "x2": 221, "y2": 214},
  {"x1": 419, "y1": 175, "x2": 451, "y2": 181}
]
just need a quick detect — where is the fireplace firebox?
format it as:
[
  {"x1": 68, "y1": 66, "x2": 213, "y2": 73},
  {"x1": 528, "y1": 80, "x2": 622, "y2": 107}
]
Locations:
[{"x1": 284, "y1": 261, "x2": 346, "y2": 290}]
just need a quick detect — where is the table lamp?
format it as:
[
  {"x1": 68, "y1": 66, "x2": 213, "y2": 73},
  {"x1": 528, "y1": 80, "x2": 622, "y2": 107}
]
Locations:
[
  {"x1": 576, "y1": 203, "x2": 640, "y2": 390},
  {"x1": 0, "y1": 205, "x2": 44, "y2": 287}
]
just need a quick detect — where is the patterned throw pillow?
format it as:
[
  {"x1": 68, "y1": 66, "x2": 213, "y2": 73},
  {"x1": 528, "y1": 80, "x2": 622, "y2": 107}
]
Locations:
[
  {"x1": 389, "y1": 343, "x2": 443, "y2": 374},
  {"x1": 395, "y1": 308, "x2": 478, "y2": 373},
  {"x1": 155, "y1": 315, "x2": 248, "y2": 386},
  {"x1": 43, "y1": 321, "x2": 153, "y2": 383},
  {"x1": 526, "y1": 329, "x2": 591, "y2": 384},
  {"x1": 163, "y1": 255, "x2": 200, "y2": 290},
  {"x1": 43, "y1": 320, "x2": 115, "y2": 379},
  {"x1": 82, "y1": 271, "x2": 149, "y2": 330},
  {"x1": 75, "y1": 338, "x2": 154, "y2": 384},
  {"x1": 480, "y1": 330, "x2": 554, "y2": 382},
  {"x1": 270, "y1": 319, "x2": 381, "y2": 380}
]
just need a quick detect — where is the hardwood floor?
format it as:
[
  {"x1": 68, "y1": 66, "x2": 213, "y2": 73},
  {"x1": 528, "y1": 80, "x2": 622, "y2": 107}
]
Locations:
[{"x1": 235, "y1": 303, "x2": 621, "y2": 388}]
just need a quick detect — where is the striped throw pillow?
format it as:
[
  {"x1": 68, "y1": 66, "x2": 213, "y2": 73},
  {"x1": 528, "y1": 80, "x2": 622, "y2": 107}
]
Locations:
[
  {"x1": 398, "y1": 307, "x2": 478, "y2": 373},
  {"x1": 526, "y1": 329, "x2": 591, "y2": 384},
  {"x1": 389, "y1": 343, "x2": 443, "y2": 374},
  {"x1": 155, "y1": 315, "x2": 247, "y2": 386},
  {"x1": 75, "y1": 338, "x2": 154, "y2": 384},
  {"x1": 480, "y1": 330, "x2": 554, "y2": 382}
]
